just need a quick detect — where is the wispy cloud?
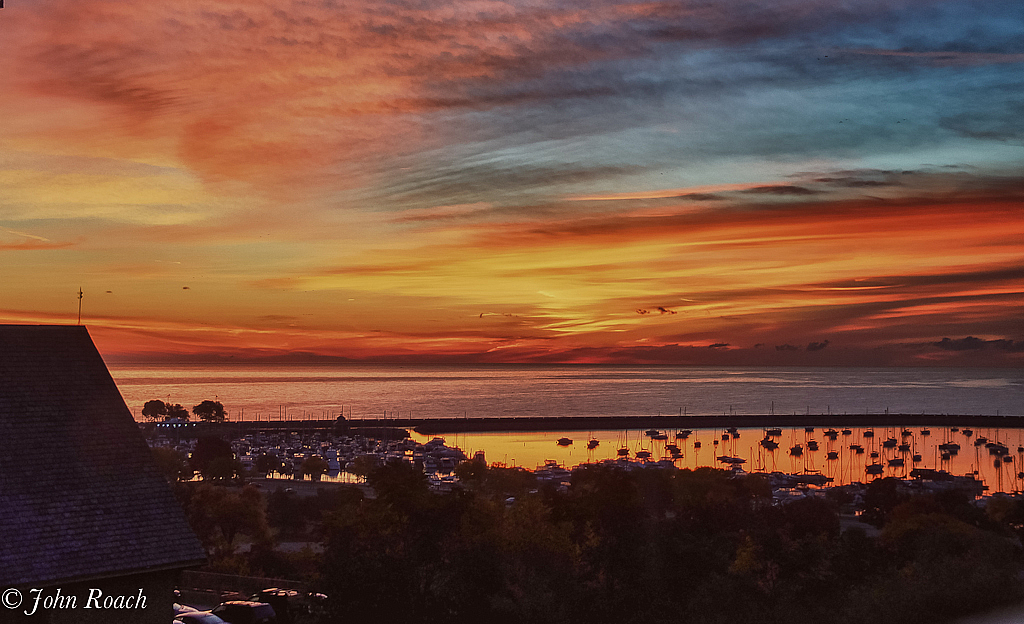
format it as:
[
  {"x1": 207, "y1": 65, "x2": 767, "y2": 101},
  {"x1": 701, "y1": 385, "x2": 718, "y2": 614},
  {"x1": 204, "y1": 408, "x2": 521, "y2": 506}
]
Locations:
[
  {"x1": 2, "y1": 0, "x2": 1022, "y2": 363},
  {"x1": 843, "y1": 49, "x2": 1024, "y2": 67}
]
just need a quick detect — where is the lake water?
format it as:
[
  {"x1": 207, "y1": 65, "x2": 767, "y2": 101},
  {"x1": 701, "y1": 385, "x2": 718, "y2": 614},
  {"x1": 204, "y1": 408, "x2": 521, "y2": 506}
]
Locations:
[
  {"x1": 117, "y1": 364, "x2": 1024, "y2": 491},
  {"x1": 111, "y1": 364, "x2": 1024, "y2": 421}
]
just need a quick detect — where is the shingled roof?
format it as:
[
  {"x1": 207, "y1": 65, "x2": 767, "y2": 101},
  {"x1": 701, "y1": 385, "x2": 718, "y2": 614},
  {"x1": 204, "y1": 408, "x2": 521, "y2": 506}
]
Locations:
[{"x1": 0, "y1": 325, "x2": 206, "y2": 587}]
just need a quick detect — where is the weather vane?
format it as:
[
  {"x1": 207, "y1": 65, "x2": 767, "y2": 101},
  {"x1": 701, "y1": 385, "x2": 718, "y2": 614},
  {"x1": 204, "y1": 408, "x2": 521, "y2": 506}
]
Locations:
[{"x1": 77, "y1": 288, "x2": 83, "y2": 325}]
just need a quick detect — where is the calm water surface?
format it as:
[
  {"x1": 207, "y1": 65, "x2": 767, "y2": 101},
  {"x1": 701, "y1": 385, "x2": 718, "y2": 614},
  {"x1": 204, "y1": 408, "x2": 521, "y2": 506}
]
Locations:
[
  {"x1": 412, "y1": 426, "x2": 1024, "y2": 493},
  {"x1": 111, "y1": 364, "x2": 1024, "y2": 421},
  {"x1": 115, "y1": 364, "x2": 1024, "y2": 491}
]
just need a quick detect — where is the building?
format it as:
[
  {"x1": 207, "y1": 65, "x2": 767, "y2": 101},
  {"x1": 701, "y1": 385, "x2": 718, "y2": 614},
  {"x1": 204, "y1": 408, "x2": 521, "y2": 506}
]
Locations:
[{"x1": 0, "y1": 325, "x2": 206, "y2": 623}]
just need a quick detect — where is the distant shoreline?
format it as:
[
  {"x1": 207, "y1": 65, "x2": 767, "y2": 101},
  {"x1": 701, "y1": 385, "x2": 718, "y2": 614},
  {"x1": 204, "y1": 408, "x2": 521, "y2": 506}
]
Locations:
[{"x1": 147, "y1": 412, "x2": 1024, "y2": 435}]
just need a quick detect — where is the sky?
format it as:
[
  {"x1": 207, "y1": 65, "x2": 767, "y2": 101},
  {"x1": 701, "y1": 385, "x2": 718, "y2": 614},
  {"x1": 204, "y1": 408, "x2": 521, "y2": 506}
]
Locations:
[{"x1": 0, "y1": 0, "x2": 1022, "y2": 366}]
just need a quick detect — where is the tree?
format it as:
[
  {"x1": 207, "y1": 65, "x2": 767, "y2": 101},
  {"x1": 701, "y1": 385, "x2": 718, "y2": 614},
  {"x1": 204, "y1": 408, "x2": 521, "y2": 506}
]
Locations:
[
  {"x1": 191, "y1": 436, "x2": 234, "y2": 479},
  {"x1": 142, "y1": 399, "x2": 168, "y2": 421},
  {"x1": 346, "y1": 454, "x2": 380, "y2": 480},
  {"x1": 861, "y1": 477, "x2": 911, "y2": 527},
  {"x1": 166, "y1": 403, "x2": 190, "y2": 421},
  {"x1": 300, "y1": 456, "x2": 330, "y2": 481},
  {"x1": 181, "y1": 483, "x2": 271, "y2": 559},
  {"x1": 150, "y1": 447, "x2": 193, "y2": 483},
  {"x1": 193, "y1": 399, "x2": 226, "y2": 422},
  {"x1": 206, "y1": 456, "x2": 244, "y2": 484},
  {"x1": 366, "y1": 459, "x2": 429, "y2": 506},
  {"x1": 254, "y1": 453, "x2": 282, "y2": 476},
  {"x1": 267, "y1": 488, "x2": 306, "y2": 537},
  {"x1": 454, "y1": 453, "x2": 487, "y2": 483}
]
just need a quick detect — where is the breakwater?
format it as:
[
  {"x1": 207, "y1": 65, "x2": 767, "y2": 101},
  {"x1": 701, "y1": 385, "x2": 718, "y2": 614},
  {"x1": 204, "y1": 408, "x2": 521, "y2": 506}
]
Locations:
[
  {"x1": 409, "y1": 413, "x2": 1024, "y2": 434},
  {"x1": 151, "y1": 412, "x2": 1024, "y2": 436}
]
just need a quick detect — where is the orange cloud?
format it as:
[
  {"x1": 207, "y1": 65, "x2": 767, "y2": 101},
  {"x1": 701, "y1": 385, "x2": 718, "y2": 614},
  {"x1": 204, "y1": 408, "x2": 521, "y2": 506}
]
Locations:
[
  {"x1": 3, "y1": 0, "x2": 660, "y2": 194},
  {"x1": 0, "y1": 227, "x2": 74, "y2": 251},
  {"x1": 3, "y1": 0, "x2": 1022, "y2": 366},
  {"x1": 221, "y1": 179, "x2": 1021, "y2": 361}
]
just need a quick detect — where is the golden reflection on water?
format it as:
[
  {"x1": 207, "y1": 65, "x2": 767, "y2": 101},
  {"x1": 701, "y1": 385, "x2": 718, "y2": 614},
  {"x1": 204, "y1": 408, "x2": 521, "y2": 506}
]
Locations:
[{"x1": 411, "y1": 426, "x2": 1024, "y2": 493}]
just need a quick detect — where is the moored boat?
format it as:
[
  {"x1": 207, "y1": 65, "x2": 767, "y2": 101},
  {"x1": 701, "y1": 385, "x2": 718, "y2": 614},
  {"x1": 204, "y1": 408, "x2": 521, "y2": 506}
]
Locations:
[{"x1": 717, "y1": 455, "x2": 746, "y2": 465}]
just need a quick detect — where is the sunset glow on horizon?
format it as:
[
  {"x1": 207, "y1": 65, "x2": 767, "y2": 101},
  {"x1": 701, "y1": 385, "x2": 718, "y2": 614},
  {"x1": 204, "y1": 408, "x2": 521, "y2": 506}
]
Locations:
[{"x1": 1, "y1": 0, "x2": 1022, "y2": 366}]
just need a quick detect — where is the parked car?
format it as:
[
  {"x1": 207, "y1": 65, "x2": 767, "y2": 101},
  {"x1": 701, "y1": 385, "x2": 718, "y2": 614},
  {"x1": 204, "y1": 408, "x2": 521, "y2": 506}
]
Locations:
[
  {"x1": 176, "y1": 612, "x2": 228, "y2": 624},
  {"x1": 248, "y1": 587, "x2": 328, "y2": 624},
  {"x1": 174, "y1": 603, "x2": 200, "y2": 616},
  {"x1": 250, "y1": 589, "x2": 299, "y2": 624},
  {"x1": 210, "y1": 601, "x2": 277, "y2": 624}
]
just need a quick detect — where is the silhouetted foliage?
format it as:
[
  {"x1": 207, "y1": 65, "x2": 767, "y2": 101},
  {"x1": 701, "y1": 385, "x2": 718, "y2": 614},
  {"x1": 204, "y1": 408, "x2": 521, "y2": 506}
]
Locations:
[
  {"x1": 176, "y1": 483, "x2": 270, "y2": 562},
  {"x1": 345, "y1": 454, "x2": 380, "y2": 479},
  {"x1": 254, "y1": 452, "x2": 282, "y2": 476},
  {"x1": 193, "y1": 399, "x2": 226, "y2": 422},
  {"x1": 456, "y1": 463, "x2": 537, "y2": 500},
  {"x1": 453, "y1": 453, "x2": 487, "y2": 482},
  {"x1": 165, "y1": 402, "x2": 190, "y2": 420},
  {"x1": 265, "y1": 484, "x2": 365, "y2": 543},
  {"x1": 169, "y1": 460, "x2": 1024, "y2": 623},
  {"x1": 366, "y1": 459, "x2": 431, "y2": 508},
  {"x1": 205, "y1": 455, "x2": 244, "y2": 483},
  {"x1": 191, "y1": 436, "x2": 237, "y2": 481},
  {"x1": 839, "y1": 511, "x2": 1023, "y2": 624},
  {"x1": 861, "y1": 477, "x2": 911, "y2": 527},
  {"x1": 142, "y1": 399, "x2": 168, "y2": 420},
  {"x1": 150, "y1": 446, "x2": 193, "y2": 483},
  {"x1": 309, "y1": 464, "x2": 1024, "y2": 624},
  {"x1": 985, "y1": 494, "x2": 1024, "y2": 543},
  {"x1": 300, "y1": 456, "x2": 330, "y2": 481},
  {"x1": 267, "y1": 488, "x2": 308, "y2": 538}
]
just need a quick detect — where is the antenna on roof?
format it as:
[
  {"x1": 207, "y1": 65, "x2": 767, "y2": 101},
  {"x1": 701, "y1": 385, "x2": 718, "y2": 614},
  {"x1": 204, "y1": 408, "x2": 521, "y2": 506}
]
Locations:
[{"x1": 77, "y1": 288, "x2": 84, "y2": 325}]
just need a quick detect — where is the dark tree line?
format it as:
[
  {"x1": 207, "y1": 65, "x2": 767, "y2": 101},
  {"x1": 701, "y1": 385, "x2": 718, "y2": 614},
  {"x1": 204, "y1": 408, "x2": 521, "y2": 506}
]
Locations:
[
  {"x1": 168, "y1": 456, "x2": 1024, "y2": 624},
  {"x1": 143, "y1": 398, "x2": 225, "y2": 421},
  {"x1": 313, "y1": 466, "x2": 1024, "y2": 624}
]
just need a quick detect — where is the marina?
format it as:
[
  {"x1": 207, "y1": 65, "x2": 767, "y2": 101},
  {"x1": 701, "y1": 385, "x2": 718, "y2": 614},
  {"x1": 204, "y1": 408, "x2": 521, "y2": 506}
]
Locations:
[
  {"x1": 150, "y1": 422, "x2": 1024, "y2": 494},
  {"x1": 135, "y1": 363, "x2": 1024, "y2": 492}
]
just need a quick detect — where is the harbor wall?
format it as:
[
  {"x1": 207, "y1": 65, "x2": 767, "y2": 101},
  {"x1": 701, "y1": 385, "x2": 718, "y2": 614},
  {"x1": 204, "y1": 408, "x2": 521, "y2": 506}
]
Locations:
[{"x1": 148, "y1": 413, "x2": 1024, "y2": 436}]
